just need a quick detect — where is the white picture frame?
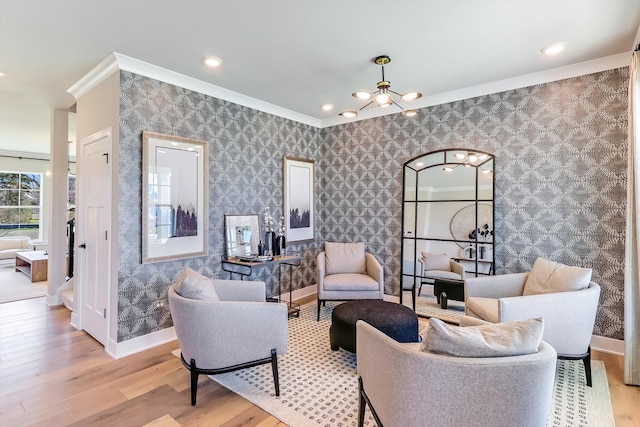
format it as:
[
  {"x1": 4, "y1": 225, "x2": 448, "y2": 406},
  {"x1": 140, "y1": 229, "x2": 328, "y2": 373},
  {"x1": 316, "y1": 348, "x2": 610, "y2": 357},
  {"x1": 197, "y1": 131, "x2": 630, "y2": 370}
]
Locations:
[
  {"x1": 283, "y1": 156, "x2": 315, "y2": 244},
  {"x1": 142, "y1": 131, "x2": 208, "y2": 263}
]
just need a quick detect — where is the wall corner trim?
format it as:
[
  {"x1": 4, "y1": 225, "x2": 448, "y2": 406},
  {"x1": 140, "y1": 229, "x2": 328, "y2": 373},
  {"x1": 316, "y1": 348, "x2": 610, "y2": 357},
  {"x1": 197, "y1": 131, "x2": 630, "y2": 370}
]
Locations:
[{"x1": 67, "y1": 52, "x2": 120, "y2": 100}]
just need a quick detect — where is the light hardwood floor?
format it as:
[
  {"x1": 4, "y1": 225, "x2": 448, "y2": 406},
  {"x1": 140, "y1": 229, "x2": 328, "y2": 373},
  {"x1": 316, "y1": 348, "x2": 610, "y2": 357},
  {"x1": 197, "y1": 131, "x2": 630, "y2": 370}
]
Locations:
[{"x1": 0, "y1": 296, "x2": 638, "y2": 426}]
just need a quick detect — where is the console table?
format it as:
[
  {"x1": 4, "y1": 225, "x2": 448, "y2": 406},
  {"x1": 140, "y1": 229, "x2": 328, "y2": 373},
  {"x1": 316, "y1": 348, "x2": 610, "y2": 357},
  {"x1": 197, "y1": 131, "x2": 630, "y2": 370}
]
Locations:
[
  {"x1": 452, "y1": 257, "x2": 494, "y2": 276},
  {"x1": 221, "y1": 253, "x2": 301, "y2": 317},
  {"x1": 15, "y1": 250, "x2": 48, "y2": 282}
]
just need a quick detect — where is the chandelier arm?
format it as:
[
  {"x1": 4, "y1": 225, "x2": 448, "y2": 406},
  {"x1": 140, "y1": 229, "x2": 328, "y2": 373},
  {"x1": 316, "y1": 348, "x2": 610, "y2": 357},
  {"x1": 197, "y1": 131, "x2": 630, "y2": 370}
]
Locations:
[
  {"x1": 390, "y1": 99, "x2": 405, "y2": 111},
  {"x1": 359, "y1": 101, "x2": 375, "y2": 111},
  {"x1": 388, "y1": 89, "x2": 402, "y2": 96}
]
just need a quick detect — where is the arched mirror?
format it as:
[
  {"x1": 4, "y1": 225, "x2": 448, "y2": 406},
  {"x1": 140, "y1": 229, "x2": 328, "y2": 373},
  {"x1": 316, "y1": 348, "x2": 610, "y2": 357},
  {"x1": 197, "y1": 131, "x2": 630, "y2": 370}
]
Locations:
[{"x1": 401, "y1": 149, "x2": 494, "y2": 316}]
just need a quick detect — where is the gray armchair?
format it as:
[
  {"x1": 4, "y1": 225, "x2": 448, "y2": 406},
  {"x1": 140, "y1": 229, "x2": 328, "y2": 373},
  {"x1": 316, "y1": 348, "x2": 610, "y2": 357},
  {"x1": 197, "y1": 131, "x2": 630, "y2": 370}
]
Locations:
[
  {"x1": 464, "y1": 271, "x2": 600, "y2": 386},
  {"x1": 316, "y1": 242, "x2": 384, "y2": 320},
  {"x1": 356, "y1": 321, "x2": 557, "y2": 427},
  {"x1": 168, "y1": 279, "x2": 288, "y2": 405}
]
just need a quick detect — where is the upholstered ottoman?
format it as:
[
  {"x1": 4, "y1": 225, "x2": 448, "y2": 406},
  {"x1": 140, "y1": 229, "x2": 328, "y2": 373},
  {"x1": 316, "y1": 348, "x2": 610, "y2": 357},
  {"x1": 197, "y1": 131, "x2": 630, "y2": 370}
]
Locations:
[{"x1": 330, "y1": 300, "x2": 420, "y2": 353}]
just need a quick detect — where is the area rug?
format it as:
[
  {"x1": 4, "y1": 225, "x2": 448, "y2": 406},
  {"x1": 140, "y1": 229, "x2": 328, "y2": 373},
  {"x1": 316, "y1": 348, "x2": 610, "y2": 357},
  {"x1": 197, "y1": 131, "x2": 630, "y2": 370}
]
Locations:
[
  {"x1": 0, "y1": 266, "x2": 47, "y2": 303},
  {"x1": 176, "y1": 302, "x2": 614, "y2": 427},
  {"x1": 407, "y1": 293, "x2": 465, "y2": 324}
]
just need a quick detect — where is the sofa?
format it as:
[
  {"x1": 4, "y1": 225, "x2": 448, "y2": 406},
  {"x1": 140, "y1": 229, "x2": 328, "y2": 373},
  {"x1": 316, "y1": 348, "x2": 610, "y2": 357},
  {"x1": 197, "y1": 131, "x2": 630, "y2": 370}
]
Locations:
[{"x1": 0, "y1": 236, "x2": 30, "y2": 260}]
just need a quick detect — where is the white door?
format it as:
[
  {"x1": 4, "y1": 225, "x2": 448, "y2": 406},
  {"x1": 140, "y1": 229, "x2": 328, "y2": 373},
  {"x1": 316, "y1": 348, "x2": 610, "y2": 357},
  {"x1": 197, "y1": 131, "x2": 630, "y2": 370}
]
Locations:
[{"x1": 78, "y1": 129, "x2": 112, "y2": 345}]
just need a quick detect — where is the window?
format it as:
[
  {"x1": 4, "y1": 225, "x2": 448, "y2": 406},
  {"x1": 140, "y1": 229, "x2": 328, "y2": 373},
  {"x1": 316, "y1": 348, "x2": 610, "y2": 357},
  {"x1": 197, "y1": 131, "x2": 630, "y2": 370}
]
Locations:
[{"x1": 0, "y1": 172, "x2": 42, "y2": 239}]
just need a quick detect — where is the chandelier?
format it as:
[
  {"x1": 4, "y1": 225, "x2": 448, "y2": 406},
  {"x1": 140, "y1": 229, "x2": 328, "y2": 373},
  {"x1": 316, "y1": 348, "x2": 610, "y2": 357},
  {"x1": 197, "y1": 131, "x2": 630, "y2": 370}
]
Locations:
[
  {"x1": 443, "y1": 151, "x2": 493, "y2": 174},
  {"x1": 339, "y1": 55, "x2": 422, "y2": 118}
]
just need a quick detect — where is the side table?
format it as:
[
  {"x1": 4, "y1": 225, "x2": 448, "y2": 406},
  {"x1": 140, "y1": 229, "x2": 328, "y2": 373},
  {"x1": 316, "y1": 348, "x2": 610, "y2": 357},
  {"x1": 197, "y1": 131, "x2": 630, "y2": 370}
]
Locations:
[
  {"x1": 221, "y1": 253, "x2": 301, "y2": 317},
  {"x1": 15, "y1": 250, "x2": 48, "y2": 282}
]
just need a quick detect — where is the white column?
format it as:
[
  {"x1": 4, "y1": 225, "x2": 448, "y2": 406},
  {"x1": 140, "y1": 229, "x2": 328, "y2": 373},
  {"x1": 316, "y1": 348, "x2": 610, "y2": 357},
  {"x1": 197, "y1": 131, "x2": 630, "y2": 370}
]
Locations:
[{"x1": 46, "y1": 109, "x2": 69, "y2": 306}]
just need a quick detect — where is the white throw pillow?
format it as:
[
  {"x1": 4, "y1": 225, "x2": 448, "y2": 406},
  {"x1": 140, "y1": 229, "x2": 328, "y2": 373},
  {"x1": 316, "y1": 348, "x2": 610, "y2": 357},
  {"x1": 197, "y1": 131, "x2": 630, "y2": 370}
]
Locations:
[
  {"x1": 420, "y1": 252, "x2": 451, "y2": 272},
  {"x1": 421, "y1": 317, "x2": 544, "y2": 357},
  {"x1": 174, "y1": 266, "x2": 220, "y2": 301},
  {"x1": 523, "y1": 257, "x2": 592, "y2": 296},
  {"x1": 325, "y1": 242, "x2": 366, "y2": 275}
]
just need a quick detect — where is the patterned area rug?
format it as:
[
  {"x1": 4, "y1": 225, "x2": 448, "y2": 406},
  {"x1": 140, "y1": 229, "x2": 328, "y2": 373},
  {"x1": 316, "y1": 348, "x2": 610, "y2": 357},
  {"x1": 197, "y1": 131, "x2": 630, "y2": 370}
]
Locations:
[{"x1": 180, "y1": 302, "x2": 614, "y2": 427}]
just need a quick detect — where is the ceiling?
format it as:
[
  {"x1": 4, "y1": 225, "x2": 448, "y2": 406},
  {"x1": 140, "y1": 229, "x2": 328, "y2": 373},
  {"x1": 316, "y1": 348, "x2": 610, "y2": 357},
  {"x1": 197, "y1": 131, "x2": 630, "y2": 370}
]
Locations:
[{"x1": 1, "y1": 0, "x2": 639, "y2": 156}]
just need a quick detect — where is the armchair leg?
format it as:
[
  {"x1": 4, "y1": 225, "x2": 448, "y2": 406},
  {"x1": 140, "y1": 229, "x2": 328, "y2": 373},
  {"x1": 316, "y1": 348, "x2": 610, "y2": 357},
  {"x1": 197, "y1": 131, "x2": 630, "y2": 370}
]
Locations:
[
  {"x1": 358, "y1": 377, "x2": 365, "y2": 427},
  {"x1": 190, "y1": 358, "x2": 199, "y2": 406},
  {"x1": 317, "y1": 300, "x2": 321, "y2": 321},
  {"x1": 358, "y1": 376, "x2": 383, "y2": 427},
  {"x1": 583, "y1": 346, "x2": 592, "y2": 387},
  {"x1": 270, "y1": 348, "x2": 281, "y2": 396}
]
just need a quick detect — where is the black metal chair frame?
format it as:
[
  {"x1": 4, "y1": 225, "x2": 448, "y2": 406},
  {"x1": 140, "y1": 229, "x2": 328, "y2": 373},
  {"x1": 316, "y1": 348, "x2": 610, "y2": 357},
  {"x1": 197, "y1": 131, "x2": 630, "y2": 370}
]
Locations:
[
  {"x1": 181, "y1": 348, "x2": 280, "y2": 405},
  {"x1": 358, "y1": 376, "x2": 384, "y2": 427},
  {"x1": 558, "y1": 346, "x2": 592, "y2": 387}
]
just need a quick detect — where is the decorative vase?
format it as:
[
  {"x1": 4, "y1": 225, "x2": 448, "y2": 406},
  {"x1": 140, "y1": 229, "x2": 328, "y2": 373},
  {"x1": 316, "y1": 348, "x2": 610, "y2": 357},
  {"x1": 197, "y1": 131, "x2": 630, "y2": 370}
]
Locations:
[
  {"x1": 264, "y1": 231, "x2": 276, "y2": 256},
  {"x1": 275, "y1": 235, "x2": 286, "y2": 256},
  {"x1": 258, "y1": 240, "x2": 264, "y2": 256}
]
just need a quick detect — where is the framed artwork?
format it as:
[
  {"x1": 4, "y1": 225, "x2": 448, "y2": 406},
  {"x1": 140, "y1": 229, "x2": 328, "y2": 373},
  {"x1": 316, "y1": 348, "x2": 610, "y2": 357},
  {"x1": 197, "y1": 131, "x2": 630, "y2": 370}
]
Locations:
[
  {"x1": 224, "y1": 214, "x2": 261, "y2": 258},
  {"x1": 283, "y1": 156, "x2": 315, "y2": 243},
  {"x1": 142, "y1": 131, "x2": 208, "y2": 263}
]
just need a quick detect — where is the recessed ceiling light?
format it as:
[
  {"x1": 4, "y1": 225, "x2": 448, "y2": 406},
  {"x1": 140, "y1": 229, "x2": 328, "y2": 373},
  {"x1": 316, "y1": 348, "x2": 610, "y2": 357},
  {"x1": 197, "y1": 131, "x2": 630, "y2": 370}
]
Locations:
[
  {"x1": 541, "y1": 43, "x2": 565, "y2": 56},
  {"x1": 0, "y1": 71, "x2": 5, "y2": 77},
  {"x1": 322, "y1": 104, "x2": 334, "y2": 111},
  {"x1": 202, "y1": 56, "x2": 223, "y2": 67}
]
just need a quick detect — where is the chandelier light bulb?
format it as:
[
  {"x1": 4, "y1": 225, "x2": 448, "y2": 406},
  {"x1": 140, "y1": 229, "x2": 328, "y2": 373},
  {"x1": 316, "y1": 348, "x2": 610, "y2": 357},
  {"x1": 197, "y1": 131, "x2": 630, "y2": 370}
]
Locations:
[
  {"x1": 339, "y1": 110, "x2": 358, "y2": 118},
  {"x1": 401, "y1": 92, "x2": 422, "y2": 101},
  {"x1": 353, "y1": 91, "x2": 372, "y2": 100},
  {"x1": 454, "y1": 153, "x2": 466, "y2": 160},
  {"x1": 443, "y1": 166, "x2": 455, "y2": 172},
  {"x1": 403, "y1": 110, "x2": 418, "y2": 117},
  {"x1": 375, "y1": 93, "x2": 391, "y2": 105},
  {"x1": 469, "y1": 155, "x2": 478, "y2": 162},
  {"x1": 482, "y1": 169, "x2": 492, "y2": 174}
]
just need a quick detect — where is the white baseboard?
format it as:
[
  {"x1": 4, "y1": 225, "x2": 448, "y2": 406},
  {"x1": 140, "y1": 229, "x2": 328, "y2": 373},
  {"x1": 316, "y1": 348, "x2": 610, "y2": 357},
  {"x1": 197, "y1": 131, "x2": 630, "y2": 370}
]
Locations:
[
  {"x1": 591, "y1": 335, "x2": 624, "y2": 356},
  {"x1": 277, "y1": 284, "x2": 317, "y2": 303},
  {"x1": 106, "y1": 326, "x2": 177, "y2": 359}
]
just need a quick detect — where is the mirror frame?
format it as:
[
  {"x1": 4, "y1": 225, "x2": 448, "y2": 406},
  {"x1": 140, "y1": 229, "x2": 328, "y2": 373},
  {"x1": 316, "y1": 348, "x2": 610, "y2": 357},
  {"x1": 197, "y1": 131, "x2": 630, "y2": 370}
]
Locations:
[
  {"x1": 224, "y1": 214, "x2": 261, "y2": 259},
  {"x1": 400, "y1": 148, "x2": 495, "y2": 306}
]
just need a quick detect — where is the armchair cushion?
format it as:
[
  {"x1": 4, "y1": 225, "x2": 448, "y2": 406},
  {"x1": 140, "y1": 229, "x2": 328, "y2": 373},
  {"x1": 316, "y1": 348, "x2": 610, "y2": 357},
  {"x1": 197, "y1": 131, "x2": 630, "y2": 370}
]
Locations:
[
  {"x1": 422, "y1": 317, "x2": 544, "y2": 358},
  {"x1": 420, "y1": 252, "x2": 450, "y2": 271},
  {"x1": 325, "y1": 242, "x2": 366, "y2": 275},
  {"x1": 174, "y1": 266, "x2": 220, "y2": 301},
  {"x1": 523, "y1": 257, "x2": 592, "y2": 296}
]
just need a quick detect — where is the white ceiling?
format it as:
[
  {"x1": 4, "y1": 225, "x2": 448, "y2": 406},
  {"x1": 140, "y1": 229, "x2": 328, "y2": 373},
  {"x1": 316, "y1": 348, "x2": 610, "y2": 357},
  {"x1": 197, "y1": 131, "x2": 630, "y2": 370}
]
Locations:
[{"x1": 1, "y1": 0, "x2": 639, "y2": 156}]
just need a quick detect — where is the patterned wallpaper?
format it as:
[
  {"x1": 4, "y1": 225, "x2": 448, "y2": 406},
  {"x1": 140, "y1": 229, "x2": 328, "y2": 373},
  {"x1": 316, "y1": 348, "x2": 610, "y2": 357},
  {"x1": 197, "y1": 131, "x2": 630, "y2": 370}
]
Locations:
[
  {"x1": 117, "y1": 67, "x2": 628, "y2": 342},
  {"x1": 118, "y1": 71, "x2": 323, "y2": 341},
  {"x1": 321, "y1": 68, "x2": 628, "y2": 340}
]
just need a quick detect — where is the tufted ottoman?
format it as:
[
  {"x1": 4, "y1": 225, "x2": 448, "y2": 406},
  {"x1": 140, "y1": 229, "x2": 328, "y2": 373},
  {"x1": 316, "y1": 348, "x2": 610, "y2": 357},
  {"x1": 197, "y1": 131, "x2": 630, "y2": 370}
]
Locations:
[{"x1": 330, "y1": 300, "x2": 420, "y2": 353}]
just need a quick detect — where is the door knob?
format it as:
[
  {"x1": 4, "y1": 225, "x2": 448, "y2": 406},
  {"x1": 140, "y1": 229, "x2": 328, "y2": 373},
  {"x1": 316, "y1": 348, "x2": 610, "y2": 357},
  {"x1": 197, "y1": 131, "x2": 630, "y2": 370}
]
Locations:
[{"x1": 79, "y1": 243, "x2": 86, "y2": 249}]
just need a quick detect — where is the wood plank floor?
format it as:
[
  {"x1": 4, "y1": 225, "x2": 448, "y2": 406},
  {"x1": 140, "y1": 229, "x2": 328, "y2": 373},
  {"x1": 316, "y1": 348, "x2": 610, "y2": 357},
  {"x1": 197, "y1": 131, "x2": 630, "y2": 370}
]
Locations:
[{"x1": 0, "y1": 296, "x2": 638, "y2": 426}]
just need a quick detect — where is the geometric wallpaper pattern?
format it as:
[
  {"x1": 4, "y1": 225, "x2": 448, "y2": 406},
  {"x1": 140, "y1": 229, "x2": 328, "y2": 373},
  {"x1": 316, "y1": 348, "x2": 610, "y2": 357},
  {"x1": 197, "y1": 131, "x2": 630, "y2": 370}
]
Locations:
[{"x1": 117, "y1": 67, "x2": 628, "y2": 342}]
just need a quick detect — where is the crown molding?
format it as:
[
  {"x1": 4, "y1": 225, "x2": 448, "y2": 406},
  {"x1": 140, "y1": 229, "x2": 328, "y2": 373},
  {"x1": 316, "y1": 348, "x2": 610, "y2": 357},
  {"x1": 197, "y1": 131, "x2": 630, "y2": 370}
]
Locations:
[
  {"x1": 67, "y1": 53, "x2": 120, "y2": 100},
  {"x1": 68, "y1": 52, "x2": 322, "y2": 128},
  {"x1": 68, "y1": 51, "x2": 630, "y2": 130},
  {"x1": 322, "y1": 52, "x2": 631, "y2": 128}
]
